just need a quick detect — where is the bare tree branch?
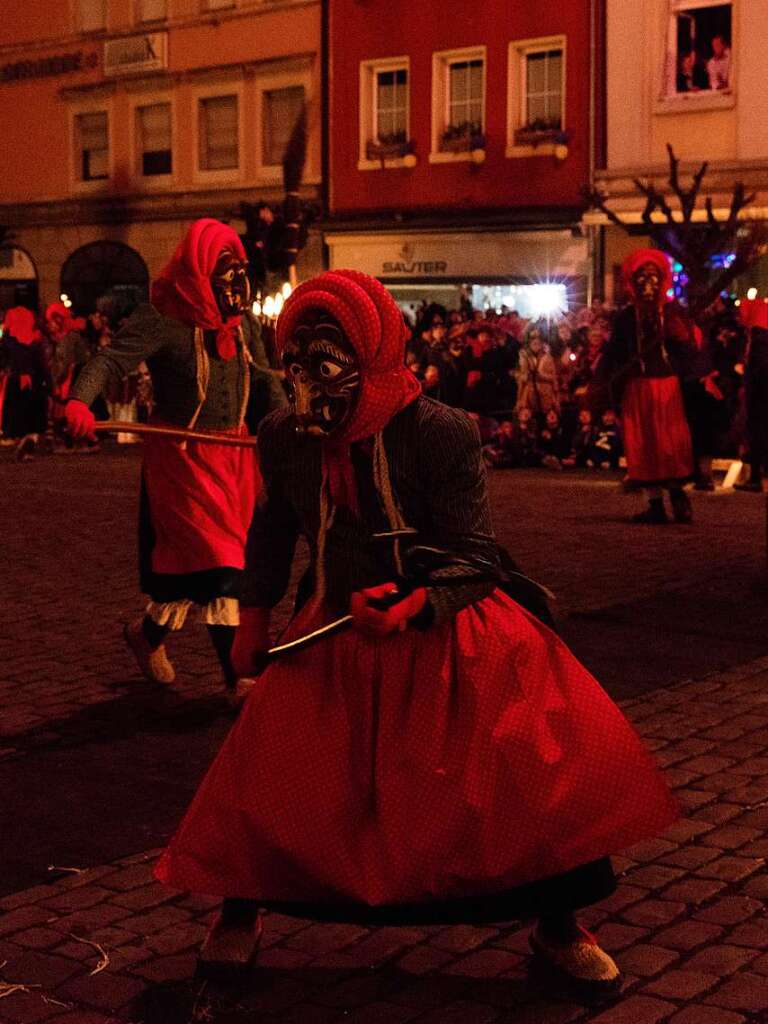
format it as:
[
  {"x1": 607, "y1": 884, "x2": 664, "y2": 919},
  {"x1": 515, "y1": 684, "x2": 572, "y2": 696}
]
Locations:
[{"x1": 581, "y1": 187, "x2": 630, "y2": 229}]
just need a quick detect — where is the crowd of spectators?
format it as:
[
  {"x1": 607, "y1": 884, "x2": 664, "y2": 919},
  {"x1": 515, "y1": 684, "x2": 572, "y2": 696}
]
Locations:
[
  {"x1": 0, "y1": 301, "x2": 152, "y2": 460},
  {"x1": 0, "y1": 284, "x2": 760, "y2": 490},
  {"x1": 403, "y1": 294, "x2": 751, "y2": 485}
]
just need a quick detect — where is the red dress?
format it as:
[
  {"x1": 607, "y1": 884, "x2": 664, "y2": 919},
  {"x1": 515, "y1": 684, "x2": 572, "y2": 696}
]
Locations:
[{"x1": 156, "y1": 591, "x2": 676, "y2": 913}]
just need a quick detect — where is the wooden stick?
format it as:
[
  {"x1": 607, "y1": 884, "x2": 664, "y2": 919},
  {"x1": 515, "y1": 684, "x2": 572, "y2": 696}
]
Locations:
[{"x1": 93, "y1": 421, "x2": 259, "y2": 448}]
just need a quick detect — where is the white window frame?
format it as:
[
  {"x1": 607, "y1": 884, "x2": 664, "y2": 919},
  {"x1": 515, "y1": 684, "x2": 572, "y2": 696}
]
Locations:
[
  {"x1": 430, "y1": 46, "x2": 486, "y2": 165},
  {"x1": 70, "y1": 99, "x2": 114, "y2": 192},
  {"x1": 129, "y1": 90, "x2": 174, "y2": 189},
  {"x1": 191, "y1": 80, "x2": 244, "y2": 185},
  {"x1": 656, "y1": 0, "x2": 734, "y2": 113},
  {"x1": 254, "y1": 67, "x2": 313, "y2": 183},
  {"x1": 506, "y1": 35, "x2": 566, "y2": 159},
  {"x1": 358, "y1": 56, "x2": 410, "y2": 171}
]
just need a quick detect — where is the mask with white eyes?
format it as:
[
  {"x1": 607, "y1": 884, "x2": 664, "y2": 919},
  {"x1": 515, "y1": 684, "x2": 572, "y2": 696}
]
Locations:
[{"x1": 282, "y1": 310, "x2": 361, "y2": 438}]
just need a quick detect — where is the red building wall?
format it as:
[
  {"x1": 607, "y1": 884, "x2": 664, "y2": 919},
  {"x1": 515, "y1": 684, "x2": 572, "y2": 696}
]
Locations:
[{"x1": 328, "y1": 0, "x2": 594, "y2": 217}]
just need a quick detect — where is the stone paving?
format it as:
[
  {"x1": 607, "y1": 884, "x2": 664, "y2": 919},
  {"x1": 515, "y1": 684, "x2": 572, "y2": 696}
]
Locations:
[
  {"x1": 1, "y1": 655, "x2": 767, "y2": 1023},
  {"x1": 1, "y1": 447, "x2": 767, "y2": 1022}
]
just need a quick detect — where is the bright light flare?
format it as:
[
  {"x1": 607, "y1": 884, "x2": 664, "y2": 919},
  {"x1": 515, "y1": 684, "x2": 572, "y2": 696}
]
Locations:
[
  {"x1": 747, "y1": 287, "x2": 758, "y2": 300},
  {"x1": 528, "y1": 282, "x2": 567, "y2": 319}
]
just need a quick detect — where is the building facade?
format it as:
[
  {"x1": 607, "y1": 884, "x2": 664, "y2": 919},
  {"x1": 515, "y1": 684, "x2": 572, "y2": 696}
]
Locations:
[
  {"x1": 0, "y1": 0, "x2": 322, "y2": 315},
  {"x1": 325, "y1": 0, "x2": 603, "y2": 316},
  {"x1": 592, "y1": 0, "x2": 768, "y2": 301}
]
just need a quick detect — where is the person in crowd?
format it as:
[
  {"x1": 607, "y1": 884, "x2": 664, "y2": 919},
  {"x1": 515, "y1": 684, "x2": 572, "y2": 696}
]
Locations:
[
  {"x1": 1, "y1": 306, "x2": 50, "y2": 461},
  {"x1": 734, "y1": 299, "x2": 768, "y2": 492},
  {"x1": 589, "y1": 409, "x2": 623, "y2": 471},
  {"x1": 430, "y1": 328, "x2": 468, "y2": 408},
  {"x1": 594, "y1": 249, "x2": 696, "y2": 524},
  {"x1": 539, "y1": 408, "x2": 568, "y2": 469},
  {"x1": 562, "y1": 408, "x2": 598, "y2": 468},
  {"x1": 43, "y1": 302, "x2": 91, "y2": 450},
  {"x1": 707, "y1": 34, "x2": 731, "y2": 91},
  {"x1": 516, "y1": 327, "x2": 560, "y2": 421},
  {"x1": 463, "y1": 324, "x2": 503, "y2": 415},
  {"x1": 155, "y1": 270, "x2": 676, "y2": 997},
  {"x1": 482, "y1": 418, "x2": 520, "y2": 469},
  {"x1": 65, "y1": 218, "x2": 277, "y2": 703}
]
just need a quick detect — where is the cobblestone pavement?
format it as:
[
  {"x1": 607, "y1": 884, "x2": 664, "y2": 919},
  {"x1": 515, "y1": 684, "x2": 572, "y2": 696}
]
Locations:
[{"x1": 1, "y1": 446, "x2": 767, "y2": 1022}]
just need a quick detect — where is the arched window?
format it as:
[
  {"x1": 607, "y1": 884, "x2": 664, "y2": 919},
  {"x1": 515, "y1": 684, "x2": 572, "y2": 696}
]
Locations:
[
  {"x1": 0, "y1": 246, "x2": 39, "y2": 311},
  {"x1": 60, "y1": 241, "x2": 149, "y2": 318}
]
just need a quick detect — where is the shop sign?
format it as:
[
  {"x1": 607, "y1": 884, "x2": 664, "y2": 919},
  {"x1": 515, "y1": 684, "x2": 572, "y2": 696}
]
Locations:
[
  {"x1": 382, "y1": 243, "x2": 448, "y2": 276},
  {"x1": 327, "y1": 231, "x2": 590, "y2": 281},
  {"x1": 0, "y1": 51, "x2": 98, "y2": 83},
  {"x1": 104, "y1": 32, "x2": 168, "y2": 77}
]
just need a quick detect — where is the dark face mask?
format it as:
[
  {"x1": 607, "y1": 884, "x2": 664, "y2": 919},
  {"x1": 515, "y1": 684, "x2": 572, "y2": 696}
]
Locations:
[
  {"x1": 282, "y1": 310, "x2": 360, "y2": 438},
  {"x1": 632, "y1": 262, "x2": 663, "y2": 306},
  {"x1": 211, "y1": 248, "x2": 250, "y2": 319}
]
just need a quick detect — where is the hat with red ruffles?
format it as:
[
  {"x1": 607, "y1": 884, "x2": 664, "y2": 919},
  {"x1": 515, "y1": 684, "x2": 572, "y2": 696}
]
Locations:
[
  {"x1": 276, "y1": 270, "x2": 420, "y2": 511},
  {"x1": 151, "y1": 218, "x2": 246, "y2": 360}
]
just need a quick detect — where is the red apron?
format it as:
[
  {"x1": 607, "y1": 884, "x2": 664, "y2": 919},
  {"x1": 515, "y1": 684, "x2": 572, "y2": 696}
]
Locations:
[
  {"x1": 622, "y1": 376, "x2": 693, "y2": 485},
  {"x1": 142, "y1": 424, "x2": 259, "y2": 576},
  {"x1": 156, "y1": 592, "x2": 677, "y2": 907}
]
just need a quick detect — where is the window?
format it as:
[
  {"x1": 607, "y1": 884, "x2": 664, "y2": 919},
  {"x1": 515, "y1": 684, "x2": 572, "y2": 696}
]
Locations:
[
  {"x1": 507, "y1": 36, "x2": 566, "y2": 156},
  {"x1": 76, "y1": 112, "x2": 109, "y2": 181},
  {"x1": 430, "y1": 47, "x2": 486, "y2": 160},
  {"x1": 524, "y1": 49, "x2": 563, "y2": 131},
  {"x1": 447, "y1": 59, "x2": 484, "y2": 134},
  {"x1": 138, "y1": 103, "x2": 171, "y2": 176},
  {"x1": 358, "y1": 57, "x2": 410, "y2": 167},
  {"x1": 139, "y1": 0, "x2": 167, "y2": 21},
  {"x1": 77, "y1": 0, "x2": 106, "y2": 32},
  {"x1": 666, "y1": 2, "x2": 732, "y2": 96},
  {"x1": 199, "y1": 95, "x2": 238, "y2": 171},
  {"x1": 262, "y1": 85, "x2": 305, "y2": 167},
  {"x1": 375, "y1": 68, "x2": 408, "y2": 145}
]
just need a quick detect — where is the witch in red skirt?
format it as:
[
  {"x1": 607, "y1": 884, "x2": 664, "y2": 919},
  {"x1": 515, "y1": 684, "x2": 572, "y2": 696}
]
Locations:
[
  {"x1": 596, "y1": 249, "x2": 696, "y2": 524},
  {"x1": 156, "y1": 270, "x2": 677, "y2": 996}
]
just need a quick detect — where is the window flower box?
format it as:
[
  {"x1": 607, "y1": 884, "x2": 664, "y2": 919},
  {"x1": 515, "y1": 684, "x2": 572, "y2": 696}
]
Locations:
[
  {"x1": 365, "y1": 135, "x2": 414, "y2": 163},
  {"x1": 513, "y1": 125, "x2": 569, "y2": 148},
  {"x1": 439, "y1": 122, "x2": 485, "y2": 154}
]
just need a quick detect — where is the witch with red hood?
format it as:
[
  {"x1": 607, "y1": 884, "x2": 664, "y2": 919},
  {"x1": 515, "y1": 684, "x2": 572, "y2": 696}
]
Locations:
[
  {"x1": 595, "y1": 249, "x2": 696, "y2": 524},
  {"x1": 0, "y1": 306, "x2": 50, "y2": 459},
  {"x1": 156, "y1": 271, "x2": 677, "y2": 997},
  {"x1": 66, "y1": 218, "x2": 273, "y2": 697}
]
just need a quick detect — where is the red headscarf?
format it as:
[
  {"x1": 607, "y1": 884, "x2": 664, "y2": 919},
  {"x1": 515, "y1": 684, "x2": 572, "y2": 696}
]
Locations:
[
  {"x1": 151, "y1": 218, "x2": 246, "y2": 360},
  {"x1": 45, "y1": 302, "x2": 85, "y2": 340},
  {"x1": 3, "y1": 307, "x2": 37, "y2": 345},
  {"x1": 622, "y1": 248, "x2": 673, "y2": 305},
  {"x1": 276, "y1": 270, "x2": 420, "y2": 511}
]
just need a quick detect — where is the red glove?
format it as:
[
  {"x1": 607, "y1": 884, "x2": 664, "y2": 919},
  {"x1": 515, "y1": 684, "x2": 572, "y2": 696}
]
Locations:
[
  {"x1": 18, "y1": 374, "x2": 32, "y2": 391},
  {"x1": 350, "y1": 583, "x2": 427, "y2": 638},
  {"x1": 64, "y1": 399, "x2": 97, "y2": 440},
  {"x1": 232, "y1": 607, "x2": 271, "y2": 677}
]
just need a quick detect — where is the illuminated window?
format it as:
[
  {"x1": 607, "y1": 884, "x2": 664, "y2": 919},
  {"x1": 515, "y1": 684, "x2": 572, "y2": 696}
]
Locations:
[
  {"x1": 199, "y1": 95, "x2": 238, "y2": 171},
  {"x1": 138, "y1": 103, "x2": 171, "y2": 176},
  {"x1": 666, "y1": 2, "x2": 732, "y2": 96},
  {"x1": 78, "y1": 0, "x2": 106, "y2": 32},
  {"x1": 507, "y1": 36, "x2": 567, "y2": 155},
  {"x1": 139, "y1": 0, "x2": 167, "y2": 21},
  {"x1": 262, "y1": 85, "x2": 305, "y2": 167},
  {"x1": 76, "y1": 112, "x2": 109, "y2": 181}
]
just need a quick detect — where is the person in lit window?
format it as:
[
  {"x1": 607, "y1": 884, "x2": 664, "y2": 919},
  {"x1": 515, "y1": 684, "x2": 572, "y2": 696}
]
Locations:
[
  {"x1": 706, "y1": 35, "x2": 731, "y2": 90},
  {"x1": 676, "y1": 50, "x2": 708, "y2": 92}
]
